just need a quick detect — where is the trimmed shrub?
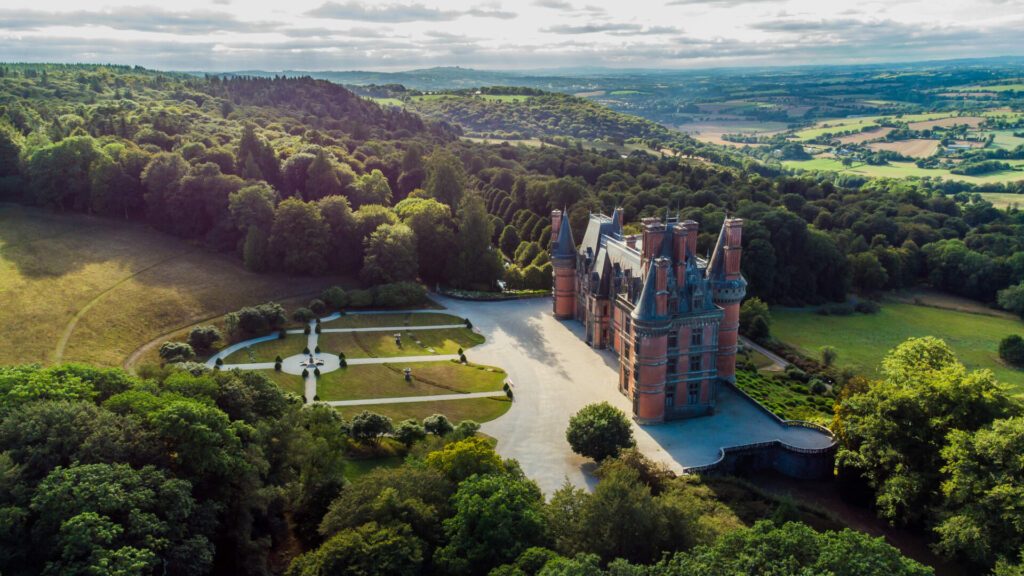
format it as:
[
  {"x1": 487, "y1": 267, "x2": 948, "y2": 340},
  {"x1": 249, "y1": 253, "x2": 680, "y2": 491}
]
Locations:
[
  {"x1": 308, "y1": 298, "x2": 326, "y2": 315},
  {"x1": 293, "y1": 307, "x2": 315, "y2": 323},
  {"x1": 321, "y1": 285, "x2": 349, "y2": 309},
  {"x1": 159, "y1": 341, "x2": 195, "y2": 363},
  {"x1": 374, "y1": 282, "x2": 427, "y2": 307},
  {"x1": 423, "y1": 414, "x2": 453, "y2": 436},
  {"x1": 999, "y1": 334, "x2": 1024, "y2": 367},
  {"x1": 187, "y1": 325, "x2": 221, "y2": 352}
]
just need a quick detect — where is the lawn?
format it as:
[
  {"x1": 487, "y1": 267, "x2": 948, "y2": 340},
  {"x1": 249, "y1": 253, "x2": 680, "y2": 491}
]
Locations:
[
  {"x1": 316, "y1": 360, "x2": 506, "y2": 401},
  {"x1": 318, "y1": 327, "x2": 481, "y2": 358},
  {"x1": 255, "y1": 368, "x2": 305, "y2": 397},
  {"x1": 223, "y1": 334, "x2": 308, "y2": 363},
  {"x1": 772, "y1": 302, "x2": 1024, "y2": 396},
  {"x1": 335, "y1": 396, "x2": 513, "y2": 423},
  {"x1": 733, "y1": 371, "x2": 833, "y2": 426},
  {"x1": 327, "y1": 312, "x2": 462, "y2": 328},
  {"x1": 0, "y1": 204, "x2": 348, "y2": 368}
]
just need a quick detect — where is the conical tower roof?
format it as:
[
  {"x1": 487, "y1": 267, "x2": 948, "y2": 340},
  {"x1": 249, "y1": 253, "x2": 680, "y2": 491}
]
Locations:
[{"x1": 552, "y1": 210, "x2": 575, "y2": 259}]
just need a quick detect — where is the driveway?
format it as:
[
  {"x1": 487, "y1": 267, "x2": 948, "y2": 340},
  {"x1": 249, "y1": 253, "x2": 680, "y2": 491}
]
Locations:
[{"x1": 433, "y1": 295, "x2": 833, "y2": 496}]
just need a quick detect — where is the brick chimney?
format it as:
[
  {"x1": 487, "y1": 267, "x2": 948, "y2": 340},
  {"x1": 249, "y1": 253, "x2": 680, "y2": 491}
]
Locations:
[
  {"x1": 550, "y1": 209, "x2": 563, "y2": 244},
  {"x1": 641, "y1": 217, "x2": 665, "y2": 272},
  {"x1": 654, "y1": 257, "x2": 669, "y2": 316}
]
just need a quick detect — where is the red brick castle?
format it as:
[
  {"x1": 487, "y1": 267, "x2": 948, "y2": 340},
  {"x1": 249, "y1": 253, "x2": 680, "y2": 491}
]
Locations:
[{"x1": 551, "y1": 209, "x2": 746, "y2": 423}]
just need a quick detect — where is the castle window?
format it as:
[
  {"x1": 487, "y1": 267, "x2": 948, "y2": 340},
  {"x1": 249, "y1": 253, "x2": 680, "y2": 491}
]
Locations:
[
  {"x1": 692, "y1": 290, "x2": 702, "y2": 310},
  {"x1": 688, "y1": 381, "x2": 700, "y2": 405},
  {"x1": 666, "y1": 393, "x2": 674, "y2": 407},
  {"x1": 667, "y1": 358, "x2": 677, "y2": 375},
  {"x1": 691, "y1": 330, "x2": 702, "y2": 347},
  {"x1": 689, "y1": 355, "x2": 702, "y2": 372},
  {"x1": 668, "y1": 331, "x2": 678, "y2": 349},
  {"x1": 623, "y1": 342, "x2": 631, "y2": 358}
]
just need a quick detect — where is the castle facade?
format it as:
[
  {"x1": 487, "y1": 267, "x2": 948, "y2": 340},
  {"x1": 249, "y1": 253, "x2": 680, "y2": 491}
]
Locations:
[{"x1": 551, "y1": 209, "x2": 746, "y2": 423}]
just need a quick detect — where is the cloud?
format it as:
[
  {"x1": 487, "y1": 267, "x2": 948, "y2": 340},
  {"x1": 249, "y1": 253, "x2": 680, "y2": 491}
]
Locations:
[
  {"x1": 0, "y1": 7, "x2": 273, "y2": 34},
  {"x1": 542, "y1": 22, "x2": 644, "y2": 34},
  {"x1": 533, "y1": 0, "x2": 573, "y2": 8},
  {"x1": 306, "y1": 1, "x2": 514, "y2": 23}
]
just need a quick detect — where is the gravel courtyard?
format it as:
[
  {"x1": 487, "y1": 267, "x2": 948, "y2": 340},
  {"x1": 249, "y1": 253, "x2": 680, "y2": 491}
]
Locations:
[{"x1": 434, "y1": 295, "x2": 834, "y2": 495}]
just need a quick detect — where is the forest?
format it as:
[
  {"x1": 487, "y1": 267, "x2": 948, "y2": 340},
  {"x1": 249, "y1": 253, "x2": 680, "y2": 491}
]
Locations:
[{"x1": 2, "y1": 64, "x2": 1023, "y2": 309}]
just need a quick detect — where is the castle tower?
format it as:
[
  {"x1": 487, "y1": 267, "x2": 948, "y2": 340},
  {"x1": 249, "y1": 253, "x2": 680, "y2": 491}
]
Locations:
[
  {"x1": 709, "y1": 218, "x2": 746, "y2": 381},
  {"x1": 550, "y1": 210, "x2": 576, "y2": 319},
  {"x1": 630, "y1": 259, "x2": 670, "y2": 423}
]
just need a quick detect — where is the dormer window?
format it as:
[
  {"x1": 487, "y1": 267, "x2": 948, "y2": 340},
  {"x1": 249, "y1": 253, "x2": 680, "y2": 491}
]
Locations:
[{"x1": 692, "y1": 290, "x2": 702, "y2": 310}]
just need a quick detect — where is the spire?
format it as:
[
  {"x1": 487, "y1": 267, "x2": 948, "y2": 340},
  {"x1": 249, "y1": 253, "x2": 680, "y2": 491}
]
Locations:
[
  {"x1": 552, "y1": 210, "x2": 575, "y2": 258},
  {"x1": 707, "y1": 219, "x2": 727, "y2": 279},
  {"x1": 631, "y1": 260, "x2": 660, "y2": 321}
]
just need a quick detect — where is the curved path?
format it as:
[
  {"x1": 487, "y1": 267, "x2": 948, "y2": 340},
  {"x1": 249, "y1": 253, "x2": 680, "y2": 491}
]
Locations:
[
  {"x1": 431, "y1": 295, "x2": 833, "y2": 495},
  {"x1": 740, "y1": 336, "x2": 790, "y2": 372}
]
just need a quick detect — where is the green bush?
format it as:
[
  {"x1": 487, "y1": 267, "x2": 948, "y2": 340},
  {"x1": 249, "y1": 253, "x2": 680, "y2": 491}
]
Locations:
[
  {"x1": 321, "y1": 285, "x2": 350, "y2": 309},
  {"x1": 998, "y1": 334, "x2": 1024, "y2": 367}
]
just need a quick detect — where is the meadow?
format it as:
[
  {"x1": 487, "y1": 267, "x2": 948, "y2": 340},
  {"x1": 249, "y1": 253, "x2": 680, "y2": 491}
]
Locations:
[
  {"x1": 978, "y1": 192, "x2": 1024, "y2": 209},
  {"x1": 772, "y1": 300, "x2": 1024, "y2": 396},
  {"x1": 782, "y1": 158, "x2": 1024, "y2": 184},
  {"x1": 0, "y1": 204, "x2": 348, "y2": 368},
  {"x1": 316, "y1": 360, "x2": 506, "y2": 401}
]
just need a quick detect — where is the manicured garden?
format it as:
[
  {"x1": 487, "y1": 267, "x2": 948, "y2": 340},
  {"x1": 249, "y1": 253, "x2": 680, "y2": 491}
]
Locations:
[
  {"x1": 334, "y1": 396, "x2": 513, "y2": 423},
  {"x1": 772, "y1": 301, "x2": 1024, "y2": 395},
  {"x1": 733, "y1": 371, "x2": 834, "y2": 426},
  {"x1": 222, "y1": 334, "x2": 308, "y2": 363},
  {"x1": 316, "y1": 360, "x2": 507, "y2": 401},
  {"x1": 327, "y1": 312, "x2": 462, "y2": 328},
  {"x1": 318, "y1": 327, "x2": 482, "y2": 358}
]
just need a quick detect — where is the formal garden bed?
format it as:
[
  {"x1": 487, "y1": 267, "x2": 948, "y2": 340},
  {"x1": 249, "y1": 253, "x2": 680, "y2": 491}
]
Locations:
[
  {"x1": 733, "y1": 370, "x2": 835, "y2": 426},
  {"x1": 316, "y1": 360, "x2": 506, "y2": 401}
]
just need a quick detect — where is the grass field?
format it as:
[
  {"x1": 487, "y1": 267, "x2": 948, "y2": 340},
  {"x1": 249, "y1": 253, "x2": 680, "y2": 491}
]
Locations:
[
  {"x1": 256, "y1": 368, "x2": 305, "y2": 397},
  {"x1": 957, "y1": 84, "x2": 1024, "y2": 92},
  {"x1": 0, "y1": 204, "x2": 348, "y2": 368},
  {"x1": 783, "y1": 158, "x2": 1024, "y2": 184},
  {"x1": 772, "y1": 301, "x2": 1024, "y2": 396},
  {"x1": 328, "y1": 312, "x2": 462, "y2": 328},
  {"x1": 318, "y1": 327, "x2": 482, "y2": 358},
  {"x1": 992, "y1": 130, "x2": 1024, "y2": 150},
  {"x1": 835, "y1": 127, "x2": 893, "y2": 144},
  {"x1": 477, "y1": 94, "x2": 531, "y2": 102},
  {"x1": 335, "y1": 397, "x2": 512, "y2": 423},
  {"x1": 343, "y1": 456, "x2": 404, "y2": 481},
  {"x1": 223, "y1": 334, "x2": 307, "y2": 363},
  {"x1": 978, "y1": 192, "x2": 1024, "y2": 209},
  {"x1": 866, "y1": 139, "x2": 940, "y2": 158},
  {"x1": 317, "y1": 360, "x2": 506, "y2": 401},
  {"x1": 791, "y1": 112, "x2": 959, "y2": 141},
  {"x1": 369, "y1": 97, "x2": 404, "y2": 107}
]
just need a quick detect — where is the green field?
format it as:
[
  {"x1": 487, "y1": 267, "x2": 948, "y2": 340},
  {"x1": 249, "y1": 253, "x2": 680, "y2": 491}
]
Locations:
[
  {"x1": 978, "y1": 192, "x2": 1024, "y2": 209},
  {"x1": 772, "y1": 302, "x2": 1024, "y2": 395},
  {"x1": 223, "y1": 334, "x2": 307, "y2": 363},
  {"x1": 318, "y1": 327, "x2": 482, "y2": 358},
  {"x1": 609, "y1": 90, "x2": 643, "y2": 96},
  {"x1": 791, "y1": 112, "x2": 958, "y2": 141},
  {"x1": 369, "y1": 97, "x2": 404, "y2": 107},
  {"x1": 478, "y1": 94, "x2": 532, "y2": 102},
  {"x1": 0, "y1": 204, "x2": 347, "y2": 368},
  {"x1": 328, "y1": 312, "x2": 462, "y2": 328},
  {"x1": 256, "y1": 369, "x2": 305, "y2": 397},
  {"x1": 783, "y1": 158, "x2": 1024, "y2": 184},
  {"x1": 958, "y1": 84, "x2": 1024, "y2": 92},
  {"x1": 317, "y1": 360, "x2": 505, "y2": 401},
  {"x1": 335, "y1": 397, "x2": 512, "y2": 423},
  {"x1": 992, "y1": 129, "x2": 1024, "y2": 150}
]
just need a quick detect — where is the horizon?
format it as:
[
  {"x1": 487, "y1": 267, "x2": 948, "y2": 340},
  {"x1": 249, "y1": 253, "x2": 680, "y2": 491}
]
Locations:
[{"x1": 1, "y1": 0, "x2": 1023, "y2": 72}]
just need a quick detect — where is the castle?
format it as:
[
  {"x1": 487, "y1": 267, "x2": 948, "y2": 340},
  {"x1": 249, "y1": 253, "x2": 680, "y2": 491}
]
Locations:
[{"x1": 551, "y1": 208, "x2": 746, "y2": 423}]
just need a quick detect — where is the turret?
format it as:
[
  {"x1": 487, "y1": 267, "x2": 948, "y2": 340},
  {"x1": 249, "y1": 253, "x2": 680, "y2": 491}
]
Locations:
[
  {"x1": 550, "y1": 210, "x2": 577, "y2": 319},
  {"x1": 709, "y1": 218, "x2": 746, "y2": 381}
]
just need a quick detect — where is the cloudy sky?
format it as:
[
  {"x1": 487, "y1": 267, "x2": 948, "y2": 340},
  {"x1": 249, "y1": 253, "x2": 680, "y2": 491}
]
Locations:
[{"x1": 0, "y1": 0, "x2": 1021, "y2": 71}]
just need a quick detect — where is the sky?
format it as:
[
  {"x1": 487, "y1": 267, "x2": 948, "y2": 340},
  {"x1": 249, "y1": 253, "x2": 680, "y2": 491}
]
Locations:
[{"x1": 0, "y1": 0, "x2": 1022, "y2": 72}]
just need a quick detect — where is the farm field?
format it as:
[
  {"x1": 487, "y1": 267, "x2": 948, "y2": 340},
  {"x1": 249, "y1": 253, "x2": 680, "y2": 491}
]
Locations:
[
  {"x1": 835, "y1": 127, "x2": 893, "y2": 144},
  {"x1": 0, "y1": 204, "x2": 348, "y2": 368},
  {"x1": 772, "y1": 301, "x2": 1024, "y2": 396},
  {"x1": 979, "y1": 192, "x2": 1024, "y2": 209},
  {"x1": 992, "y1": 130, "x2": 1024, "y2": 149},
  {"x1": 866, "y1": 139, "x2": 940, "y2": 158},
  {"x1": 907, "y1": 116, "x2": 985, "y2": 130},
  {"x1": 461, "y1": 136, "x2": 548, "y2": 148},
  {"x1": 791, "y1": 112, "x2": 960, "y2": 141},
  {"x1": 957, "y1": 83, "x2": 1024, "y2": 92},
  {"x1": 783, "y1": 158, "x2": 1024, "y2": 183},
  {"x1": 335, "y1": 396, "x2": 512, "y2": 423},
  {"x1": 674, "y1": 120, "x2": 788, "y2": 147},
  {"x1": 316, "y1": 360, "x2": 506, "y2": 401},
  {"x1": 478, "y1": 94, "x2": 531, "y2": 102},
  {"x1": 368, "y1": 97, "x2": 403, "y2": 107}
]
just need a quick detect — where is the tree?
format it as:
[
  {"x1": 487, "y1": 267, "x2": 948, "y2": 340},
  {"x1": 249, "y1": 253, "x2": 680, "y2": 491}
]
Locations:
[
  {"x1": 26, "y1": 136, "x2": 102, "y2": 211},
  {"x1": 158, "y1": 342, "x2": 195, "y2": 364},
  {"x1": 350, "y1": 411, "x2": 393, "y2": 444},
  {"x1": 360, "y1": 223, "x2": 418, "y2": 285},
  {"x1": 425, "y1": 437, "x2": 506, "y2": 483},
  {"x1": 936, "y1": 417, "x2": 1024, "y2": 567},
  {"x1": 833, "y1": 337, "x2": 1015, "y2": 524},
  {"x1": 450, "y1": 193, "x2": 503, "y2": 290},
  {"x1": 425, "y1": 149, "x2": 466, "y2": 207},
  {"x1": 393, "y1": 419, "x2": 426, "y2": 447},
  {"x1": 423, "y1": 413, "x2": 454, "y2": 436},
  {"x1": 187, "y1": 326, "x2": 221, "y2": 353},
  {"x1": 355, "y1": 169, "x2": 393, "y2": 206},
  {"x1": 579, "y1": 462, "x2": 666, "y2": 563},
  {"x1": 141, "y1": 152, "x2": 189, "y2": 230},
  {"x1": 354, "y1": 204, "x2": 400, "y2": 243},
  {"x1": 566, "y1": 402, "x2": 634, "y2": 462},
  {"x1": 269, "y1": 198, "x2": 330, "y2": 275},
  {"x1": 305, "y1": 149, "x2": 343, "y2": 201},
  {"x1": 88, "y1": 153, "x2": 134, "y2": 217},
  {"x1": 235, "y1": 123, "x2": 280, "y2": 187},
  {"x1": 739, "y1": 297, "x2": 772, "y2": 340},
  {"x1": 499, "y1": 225, "x2": 522, "y2": 259},
  {"x1": 820, "y1": 346, "x2": 838, "y2": 368},
  {"x1": 281, "y1": 152, "x2": 315, "y2": 197},
  {"x1": 999, "y1": 335, "x2": 1024, "y2": 367},
  {"x1": 998, "y1": 283, "x2": 1024, "y2": 318},
  {"x1": 394, "y1": 197, "x2": 456, "y2": 283},
  {"x1": 229, "y1": 182, "x2": 277, "y2": 231},
  {"x1": 435, "y1": 473, "x2": 547, "y2": 575},
  {"x1": 848, "y1": 252, "x2": 889, "y2": 293},
  {"x1": 30, "y1": 463, "x2": 213, "y2": 576},
  {"x1": 287, "y1": 522, "x2": 423, "y2": 576},
  {"x1": 318, "y1": 195, "x2": 360, "y2": 273}
]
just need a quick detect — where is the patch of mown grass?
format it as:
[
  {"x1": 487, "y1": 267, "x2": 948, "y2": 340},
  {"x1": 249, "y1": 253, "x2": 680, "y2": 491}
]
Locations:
[
  {"x1": 223, "y1": 334, "x2": 307, "y2": 363},
  {"x1": 733, "y1": 370, "x2": 834, "y2": 426},
  {"x1": 326, "y1": 312, "x2": 462, "y2": 329},
  {"x1": 317, "y1": 360, "x2": 506, "y2": 401},
  {"x1": 319, "y1": 326, "x2": 481, "y2": 358},
  {"x1": 335, "y1": 396, "x2": 512, "y2": 423},
  {"x1": 255, "y1": 368, "x2": 305, "y2": 397}
]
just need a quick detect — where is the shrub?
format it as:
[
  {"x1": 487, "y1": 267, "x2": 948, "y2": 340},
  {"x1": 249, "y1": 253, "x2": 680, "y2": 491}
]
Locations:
[
  {"x1": 817, "y1": 302, "x2": 855, "y2": 316},
  {"x1": 784, "y1": 366, "x2": 809, "y2": 382},
  {"x1": 315, "y1": 325, "x2": 321, "y2": 334},
  {"x1": 187, "y1": 325, "x2": 221, "y2": 352},
  {"x1": 278, "y1": 329, "x2": 287, "y2": 340},
  {"x1": 339, "y1": 358, "x2": 347, "y2": 367},
  {"x1": 159, "y1": 341, "x2": 195, "y2": 363},
  {"x1": 304, "y1": 325, "x2": 311, "y2": 335},
  {"x1": 293, "y1": 307, "x2": 315, "y2": 322},
  {"x1": 423, "y1": 413, "x2": 453, "y2": 436},
  {"x1": 565, "y1": 402, "x2": 634, "y2": 462},
  {"x1": 308, "y1": 298, "x2": 326, "y2": 315},
  {"x1": 348, "y1": 289, "x2": 374, "y2": 308},
  {"x1": 350, "y1": 411, "x2": 393, "y2": 444},
  {"x1": 465, "y1": 318, "x2": 473, "y2": 329},
  {"x1": 854, "y1": 300, "x2": 880, "y2": 314},
  {"x1": 321, "y1": 285, "x2": 349, "y2": 310},
  {"x1": 315, "y1": 346, "x2": 321, "y2": 353},
  {"x1": 314, "y1": 367, "x2": 321, "y2": 377},
  {"x1": 373, "y1": 282, "x2": 427, "y2": 307},
  {"x1": 275, "y1": 355, "x2": 283, "y2": 363},
  {"x1": 809, "y1": 378, "x2": 828, "y2": 395},
  {"x1": 459, "y1": 353, "x2": 467, "y2": 364},
  {"x1": 999, "y1": 334, "x2": 1024, "y2": 367},
  {"x1": 215, "y1": 357, "x2": 223, "y2": 366},
  {"x1": 303, "y1": 346, "x2": 310, "y2": 354},
  {"x1": 394, "y1": 419, "x2": 426, "y2": 447},
  {"x1": 274, "y1": 361, "x2": 282, "y2": 372},
  {"x1": 453, "y1": 420, "x2": 481, "y2": 439},
  {"x1": 302, "y1": 369, "x2": 309, "y2": 378}
]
